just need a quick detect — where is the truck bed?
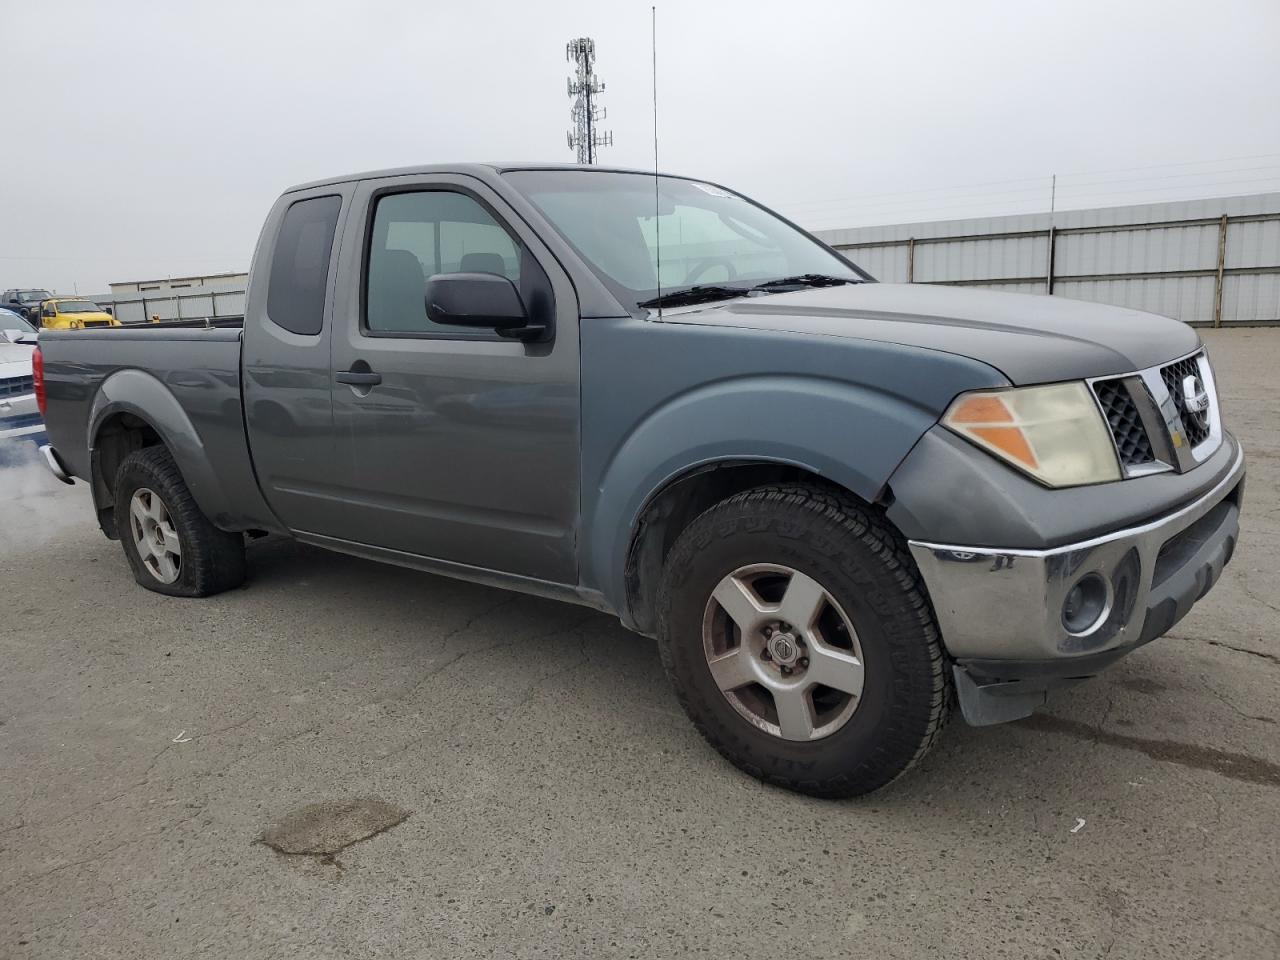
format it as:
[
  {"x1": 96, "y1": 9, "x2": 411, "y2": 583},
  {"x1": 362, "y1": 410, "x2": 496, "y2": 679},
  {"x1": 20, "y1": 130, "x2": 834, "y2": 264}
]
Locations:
[{"x1": 38, "y1": 325, "x2": 276, "y2": 532}]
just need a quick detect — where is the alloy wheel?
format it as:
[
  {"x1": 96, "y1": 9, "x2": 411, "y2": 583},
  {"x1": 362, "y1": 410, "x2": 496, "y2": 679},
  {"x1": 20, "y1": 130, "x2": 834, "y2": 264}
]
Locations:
[
  {"x1": 701, "y1": 563, "x2": 864, "y2": 741},
  {"x1": 129, "y1": 488, "x2": 182, "y2": 584}
]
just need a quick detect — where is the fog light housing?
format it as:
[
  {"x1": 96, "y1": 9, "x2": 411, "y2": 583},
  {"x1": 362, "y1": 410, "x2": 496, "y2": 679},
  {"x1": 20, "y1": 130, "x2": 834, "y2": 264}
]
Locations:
[{"x1": 1062, "y1": 573, "x2": 1112, "y2": 636}]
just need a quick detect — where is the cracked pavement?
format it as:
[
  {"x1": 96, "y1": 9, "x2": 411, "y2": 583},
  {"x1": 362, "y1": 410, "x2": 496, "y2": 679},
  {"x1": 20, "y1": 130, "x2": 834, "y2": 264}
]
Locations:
[{"x1": 1, "y1": 329, "x2": 1278, "y2": 958}]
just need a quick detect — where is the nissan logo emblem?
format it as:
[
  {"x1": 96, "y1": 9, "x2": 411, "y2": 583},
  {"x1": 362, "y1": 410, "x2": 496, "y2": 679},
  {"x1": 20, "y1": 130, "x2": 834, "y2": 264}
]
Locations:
[{"x1": 1181, "y1": 374, "x2": 1210, "y2": 431}]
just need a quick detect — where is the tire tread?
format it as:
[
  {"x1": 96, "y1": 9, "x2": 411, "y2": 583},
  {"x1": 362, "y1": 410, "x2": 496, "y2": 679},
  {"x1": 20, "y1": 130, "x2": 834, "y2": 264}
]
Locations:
[
  {"x1": 657, "y1": 482, "x2": 951, "y2": 797},
  {"x1": 114, "y1": 446, "x2": 246, "y2": 597}
]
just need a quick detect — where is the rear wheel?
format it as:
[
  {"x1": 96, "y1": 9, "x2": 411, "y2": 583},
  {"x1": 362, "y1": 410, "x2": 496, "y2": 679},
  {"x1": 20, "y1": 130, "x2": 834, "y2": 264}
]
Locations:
[
  {"x1": 114, "y1": 446, "x2": 246, "y2": 597},
  {"x1": 657, "y1": 483, "x2": 950, "y2": 797}
]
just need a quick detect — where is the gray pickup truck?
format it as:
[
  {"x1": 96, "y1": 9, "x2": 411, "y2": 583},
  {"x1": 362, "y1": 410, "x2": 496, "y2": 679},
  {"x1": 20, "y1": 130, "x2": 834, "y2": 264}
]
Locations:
[{"x1": 35, "y1": 163, "x2": 1245, "y2": 797}]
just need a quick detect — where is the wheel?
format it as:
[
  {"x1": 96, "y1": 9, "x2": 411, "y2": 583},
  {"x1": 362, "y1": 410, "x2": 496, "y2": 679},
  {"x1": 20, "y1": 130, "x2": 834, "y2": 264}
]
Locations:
[
  {"x1": 114, "y1": 446, "x2": 246, "y2": 597},
  {"x1": 657, "y1": 483, "x2": 950, "y2": 798}
]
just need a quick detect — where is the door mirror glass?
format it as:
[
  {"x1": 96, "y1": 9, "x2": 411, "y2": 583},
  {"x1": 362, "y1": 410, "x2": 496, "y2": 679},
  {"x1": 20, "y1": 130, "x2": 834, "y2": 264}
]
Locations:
[{"x1": 425, "y1": 272, "x2": 527, "y2": 329}]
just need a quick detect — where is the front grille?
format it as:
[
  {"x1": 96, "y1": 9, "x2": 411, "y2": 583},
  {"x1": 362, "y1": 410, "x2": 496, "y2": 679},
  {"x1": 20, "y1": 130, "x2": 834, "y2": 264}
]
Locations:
[
  {"x1": 1093, "y1": 379, "x2": 1155, "y2": 468},
  {"x1": 1161, "y1": 354, "x2": 1211, "y2": 447},
  {"x1": 0, "y1": 375, "x2": 34, "y2": 398}
]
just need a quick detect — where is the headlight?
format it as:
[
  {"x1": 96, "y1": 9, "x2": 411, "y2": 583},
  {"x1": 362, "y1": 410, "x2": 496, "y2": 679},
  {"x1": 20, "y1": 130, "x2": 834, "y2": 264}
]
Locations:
[{"x1": 942, "y1": 382, "x2": 1120, "y2": 488}]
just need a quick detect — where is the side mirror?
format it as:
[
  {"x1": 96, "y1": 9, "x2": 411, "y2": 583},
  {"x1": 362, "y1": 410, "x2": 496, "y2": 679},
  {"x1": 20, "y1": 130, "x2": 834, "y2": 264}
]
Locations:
[
  {"x1": 424, "y1": 272, "x2": 545, "y2": 340},
  {"x1": 103, "y1": 306, "x2": 113, "y2": 316}
]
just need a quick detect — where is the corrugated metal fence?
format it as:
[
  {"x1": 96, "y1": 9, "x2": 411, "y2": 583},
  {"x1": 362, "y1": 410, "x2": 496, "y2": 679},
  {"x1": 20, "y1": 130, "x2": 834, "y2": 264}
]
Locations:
[
  {"x1": 812, "y1": 192, "x2": 1280, "y2": 326},
  {"x1": 101, "y1": 283, "x2": 247, "y2": 325}
]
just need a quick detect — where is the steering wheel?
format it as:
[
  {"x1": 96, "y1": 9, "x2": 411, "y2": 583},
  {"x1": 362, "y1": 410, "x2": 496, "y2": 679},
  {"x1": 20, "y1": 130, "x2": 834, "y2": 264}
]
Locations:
[{"x1": 684, "y1": 258, "x2": 738, "y2": 285}]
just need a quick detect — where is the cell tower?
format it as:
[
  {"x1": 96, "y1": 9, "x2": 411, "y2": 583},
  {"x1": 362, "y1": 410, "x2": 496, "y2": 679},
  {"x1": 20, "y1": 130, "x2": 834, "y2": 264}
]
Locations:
[{"x1": 566, "y1": 37, "x2": 613, "y2": 164}]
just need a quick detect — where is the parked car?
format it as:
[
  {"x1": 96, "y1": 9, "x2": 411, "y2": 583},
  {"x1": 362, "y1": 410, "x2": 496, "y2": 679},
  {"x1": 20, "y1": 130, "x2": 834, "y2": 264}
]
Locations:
[
  {"x1": 37, "y1": 298, "x2": 119, "y2": 330},
  {"x1": 0, "y1": 307, "x2": 44, "y2": 458},
  {"x1": 0, "y1": 306, "x2": 38, "y2": 342},
  {"x1": 34, "y1": 163, "x2": 1244, "y2": 797},
  {"x1": 2, "y1": 289, "x2": 53, "y2": 323}
]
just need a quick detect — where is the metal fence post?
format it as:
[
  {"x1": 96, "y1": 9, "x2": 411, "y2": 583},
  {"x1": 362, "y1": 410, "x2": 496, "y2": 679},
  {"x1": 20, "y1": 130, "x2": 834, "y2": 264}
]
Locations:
[
  {"x1": 1046, "y1": 226, "x2": 1057, "y2": 295},
  {"x1": 1212, "y1": 214, "x2": 1229, "y2": 328},
  {"x1": 907, "y1": 237, "x2": 915, "y2": 283}
]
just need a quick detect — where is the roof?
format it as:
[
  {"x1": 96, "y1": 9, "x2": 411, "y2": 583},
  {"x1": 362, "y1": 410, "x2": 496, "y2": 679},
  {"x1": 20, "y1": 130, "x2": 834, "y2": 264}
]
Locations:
[
  {"x1": 284, "y1": 161, "x2": 671, "y2": 194},
  {"x1": 813, "y1": 191, "x2": 1280, "y2": 245},
  {"x1": 109, "y1": 271, "x2": 247, "y2": 286}
]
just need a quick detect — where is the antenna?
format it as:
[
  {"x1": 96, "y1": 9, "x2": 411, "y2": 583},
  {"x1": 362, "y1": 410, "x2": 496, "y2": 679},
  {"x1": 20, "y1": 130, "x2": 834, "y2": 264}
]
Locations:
[
  {"x1": 566, "y1": 38, "x2": 613, "y2": 164},
  {"x1": 651, "y1": 6, "x2": 662, "y2": 318}
]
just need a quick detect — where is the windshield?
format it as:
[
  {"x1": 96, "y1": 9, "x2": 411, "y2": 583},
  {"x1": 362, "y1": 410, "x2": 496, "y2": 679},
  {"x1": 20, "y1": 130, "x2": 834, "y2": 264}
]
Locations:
[
  {"x1": 0, "y1": 309, "x2": 38, "y2": 334},
  {"x1": 55, "y1": 300, "x2": 104, "y2": 313},
  {"x1": 505, "y1": 170, "x2": 867, "y2": 310},
  {"x1": 17, "y1": 289, "x2": 52, "y2": 303}
]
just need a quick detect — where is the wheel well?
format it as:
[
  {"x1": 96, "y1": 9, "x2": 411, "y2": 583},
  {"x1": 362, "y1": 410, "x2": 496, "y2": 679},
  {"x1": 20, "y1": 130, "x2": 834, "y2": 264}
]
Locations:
[
  {"x1": 623, "y1": 462, "x2": 882, "y2": 636},
  {"x1": 92, "y1": 413, "x2": 166, "y2": 539}
]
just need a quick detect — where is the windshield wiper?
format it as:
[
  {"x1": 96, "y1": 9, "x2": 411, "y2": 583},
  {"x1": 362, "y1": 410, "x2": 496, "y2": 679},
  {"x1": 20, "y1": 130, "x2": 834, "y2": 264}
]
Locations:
[
  {"x1": 750, "y1": 273, "x2": 858, "y2": 291},
  {"x1": 637, "y1": 285, "x2": 749, "y2": 310}
]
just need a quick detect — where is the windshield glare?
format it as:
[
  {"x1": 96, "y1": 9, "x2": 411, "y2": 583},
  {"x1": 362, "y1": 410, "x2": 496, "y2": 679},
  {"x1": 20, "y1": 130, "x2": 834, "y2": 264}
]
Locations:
[
  {"x1": 17, "y1": 290, "x2": 51, "y2": 302},
  {"x1": 505, "y1": 171, "x2": 865, "y2": 308},
  {"x1": 56, "y1": 300, "x2": 104, "y2": 313}
]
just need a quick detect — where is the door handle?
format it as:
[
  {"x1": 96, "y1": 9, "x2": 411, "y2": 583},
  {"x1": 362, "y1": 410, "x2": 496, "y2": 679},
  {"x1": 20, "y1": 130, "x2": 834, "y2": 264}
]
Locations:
[{"x1": 335, "y1": 369, "x2": 382, "y2": 386}]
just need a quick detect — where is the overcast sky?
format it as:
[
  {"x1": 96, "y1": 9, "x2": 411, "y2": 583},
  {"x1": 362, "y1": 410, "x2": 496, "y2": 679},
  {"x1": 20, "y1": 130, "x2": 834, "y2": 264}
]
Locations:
[{"x1": 3, "y1": 0, "x2": 1278, "y2": 292}]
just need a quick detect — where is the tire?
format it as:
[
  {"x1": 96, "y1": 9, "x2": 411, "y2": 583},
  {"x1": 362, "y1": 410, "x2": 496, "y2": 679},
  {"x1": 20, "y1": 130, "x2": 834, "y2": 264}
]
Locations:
[
  {"x1": 657, "y1": 483, "x2": 950, "y2": 798},
  {"x1": 114, "y1": 446, "x2": 246, "y2": 597}
]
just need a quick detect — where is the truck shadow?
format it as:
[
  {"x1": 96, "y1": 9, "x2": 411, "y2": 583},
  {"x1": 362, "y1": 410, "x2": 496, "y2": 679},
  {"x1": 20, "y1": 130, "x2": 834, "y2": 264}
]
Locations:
[{"x1": 240, "y1": 535, "x2": 1280, "y2": 800}]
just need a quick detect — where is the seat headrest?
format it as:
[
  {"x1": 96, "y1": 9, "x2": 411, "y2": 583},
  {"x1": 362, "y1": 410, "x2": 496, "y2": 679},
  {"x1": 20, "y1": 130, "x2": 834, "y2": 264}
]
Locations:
[{"x1": 459, "y1": 252, "x2": 507, "y2": 276}]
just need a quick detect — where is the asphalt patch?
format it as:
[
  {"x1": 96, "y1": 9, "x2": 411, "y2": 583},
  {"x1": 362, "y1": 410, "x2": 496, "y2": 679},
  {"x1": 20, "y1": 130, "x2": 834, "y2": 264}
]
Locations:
[{"x1": 258, "y1": 799, "x2": 410, "y2": 857}]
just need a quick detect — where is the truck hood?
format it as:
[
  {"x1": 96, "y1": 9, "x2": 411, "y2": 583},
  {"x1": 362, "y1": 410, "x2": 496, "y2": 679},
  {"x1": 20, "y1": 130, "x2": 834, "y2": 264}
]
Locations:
[{"x1": 654, "y1": 283, "x2": 1201, "y2": 384}]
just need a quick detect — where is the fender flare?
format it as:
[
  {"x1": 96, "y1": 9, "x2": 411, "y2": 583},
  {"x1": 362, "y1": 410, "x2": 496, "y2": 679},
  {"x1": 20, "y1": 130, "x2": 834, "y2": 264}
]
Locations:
[
  {"x1": 88, "y1": 368, "x2": 235, "y2": 525},
  {"x1": 583, "y1": 374, "x2": 941, "y2": 614}
]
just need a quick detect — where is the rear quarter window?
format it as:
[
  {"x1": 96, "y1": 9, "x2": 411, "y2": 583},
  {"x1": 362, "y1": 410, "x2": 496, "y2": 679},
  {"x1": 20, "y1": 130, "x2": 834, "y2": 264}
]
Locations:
[{"x1": 267, "y1": 195, "x2": 342, "y2": 336}]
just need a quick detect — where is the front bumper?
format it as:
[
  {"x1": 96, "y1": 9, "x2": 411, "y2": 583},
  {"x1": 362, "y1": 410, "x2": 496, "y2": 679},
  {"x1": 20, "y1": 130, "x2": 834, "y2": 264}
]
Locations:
[{"x1": 908, "y1": 444, "x2": 1245, "y2": 724}]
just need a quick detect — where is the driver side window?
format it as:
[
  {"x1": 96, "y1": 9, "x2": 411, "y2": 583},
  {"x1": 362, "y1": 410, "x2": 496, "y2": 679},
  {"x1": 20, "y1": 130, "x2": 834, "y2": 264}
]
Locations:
[{"x1": 365, "y1": 190, "x2": 521, "y2": 336}]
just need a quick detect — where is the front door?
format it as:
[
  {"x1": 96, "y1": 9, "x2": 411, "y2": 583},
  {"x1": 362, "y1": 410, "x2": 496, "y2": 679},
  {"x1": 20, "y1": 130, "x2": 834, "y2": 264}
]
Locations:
[{"x1": 324, "y1": 174, "x2": 581, "y2": 585}]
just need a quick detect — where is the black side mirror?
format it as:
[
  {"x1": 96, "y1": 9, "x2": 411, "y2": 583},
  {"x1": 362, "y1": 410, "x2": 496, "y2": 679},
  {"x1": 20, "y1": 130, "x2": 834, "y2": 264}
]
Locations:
[{"x1": 424, "y1": 273, "x2": 546, "y2": 341}]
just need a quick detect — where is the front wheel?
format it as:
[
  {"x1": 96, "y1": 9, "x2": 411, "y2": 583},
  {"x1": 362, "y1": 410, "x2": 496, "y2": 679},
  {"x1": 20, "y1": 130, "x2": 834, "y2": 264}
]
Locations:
[
  {"x1": 114, "y1": 446, "x2": 246, "y2": 597},
  {"x1": 657, "y1": 484, "x2": 950, "y2": 797}
]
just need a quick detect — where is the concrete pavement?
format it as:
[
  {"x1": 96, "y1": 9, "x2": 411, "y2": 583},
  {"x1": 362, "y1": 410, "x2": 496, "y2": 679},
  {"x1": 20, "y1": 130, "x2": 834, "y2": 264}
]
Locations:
[{"x1": 1, "y1": 328, "x2": 1277, "y2": 959}]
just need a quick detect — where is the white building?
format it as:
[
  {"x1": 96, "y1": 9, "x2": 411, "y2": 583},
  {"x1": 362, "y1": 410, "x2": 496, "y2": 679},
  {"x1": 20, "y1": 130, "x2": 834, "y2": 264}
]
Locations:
[{"x1": 108, "y1": 272, "x2": 248, "y2": 296}]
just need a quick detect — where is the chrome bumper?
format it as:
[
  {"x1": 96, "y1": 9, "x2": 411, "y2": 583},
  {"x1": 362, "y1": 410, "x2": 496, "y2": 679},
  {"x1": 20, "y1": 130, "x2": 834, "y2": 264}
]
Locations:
[{"x1": 908, "y1": 445, "x2": 1245, "y2": 665}]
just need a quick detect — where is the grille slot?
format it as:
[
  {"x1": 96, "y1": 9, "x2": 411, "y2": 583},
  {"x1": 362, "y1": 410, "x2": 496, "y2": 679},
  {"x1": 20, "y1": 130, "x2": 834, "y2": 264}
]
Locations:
[
  {"x1": 0, "y1": 375, "x2": 34, "y2": 398},
  {"x1": 1093, "y1": 379, "x2": 1155, "y2": 468},
  {"x1": 1161, "y1": 354, "x2": 1211, "y2": 447}
]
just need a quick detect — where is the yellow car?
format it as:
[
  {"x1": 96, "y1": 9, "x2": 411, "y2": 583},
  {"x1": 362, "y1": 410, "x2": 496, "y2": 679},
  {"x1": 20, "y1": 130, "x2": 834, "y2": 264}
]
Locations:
[{"x1": 38, "y1": 298, "x2": 120, "y2": 330}]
